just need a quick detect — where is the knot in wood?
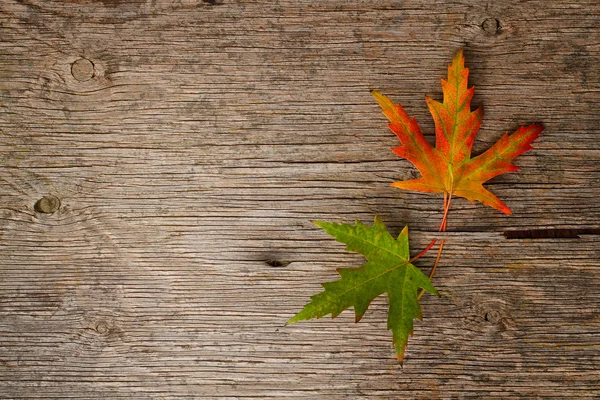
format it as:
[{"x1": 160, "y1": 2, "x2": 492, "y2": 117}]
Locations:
[
  {"x1": 95, "y1": 323, "x2": 109, "y2": 335},
  {"x1": 479, "y1": 301, "x2": 511, "y2": 328},
  {"x1": 71, "y1": 58, "x2": 95, "y2": 82},
  {"x1": 481, "y1": 18, "x2": 501, "y2": 36},
  {"x1": 34, "y1": 195, "x2": 60, "y2": 214},
  {"x1": 471, "y1": 299, "x2": 513, "y2": 329},
  {"x1": 484, "y1": 309, "x2": 503, "y2": 324}
]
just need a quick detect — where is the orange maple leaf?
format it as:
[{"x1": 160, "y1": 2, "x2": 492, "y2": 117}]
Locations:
[{"x1": 372, "y1": 49, "x2": 542, "y2": 215}]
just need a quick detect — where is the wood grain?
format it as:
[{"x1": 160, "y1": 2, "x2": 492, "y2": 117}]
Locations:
[{"x1": 0, "y1": 0, "x2": 599, "y2": 398}]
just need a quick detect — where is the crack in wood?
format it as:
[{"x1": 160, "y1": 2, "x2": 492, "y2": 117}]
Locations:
[{"x1": 503, "y1": 228, "x2": 600, "y2": 239}]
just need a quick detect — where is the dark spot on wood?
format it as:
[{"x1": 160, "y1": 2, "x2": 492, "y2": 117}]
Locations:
[
  {"x1": 564, "y1": 46, "x2": 593, "y2": 86},
  {"x1": 34, "y1": 195, "x2": 60, "y2": 214},
  {"x1": 95, "y1": 0, "x2": 128, "y2": 5},
  {"x1": 71, "y1": 58, "x2": 95, "y2": 82},
  {"x1": 504, "y1": 228, "x2": 600, "y2": 239},
  {"x1": 481, "y1": 18, "x2": 501, "y2": 36},
  {"x1": 265, "y1": 259, "x2": 291, "y2": 268},
  {"x1": 202, "y1": 0, "x2": 222, "y2": 5},
  {"x1": 15, "y1": 0, "x2": 43, "y2": 12}
]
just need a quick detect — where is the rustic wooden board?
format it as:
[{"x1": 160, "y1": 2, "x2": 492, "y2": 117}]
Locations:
[{"x1": 1, "y1": 0, "x2": 599, "y2": 398}]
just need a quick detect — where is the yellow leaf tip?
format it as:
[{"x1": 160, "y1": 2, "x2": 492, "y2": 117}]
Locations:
[{"x1": 371, "y1": 90, "x2": 393, "y2": 110}]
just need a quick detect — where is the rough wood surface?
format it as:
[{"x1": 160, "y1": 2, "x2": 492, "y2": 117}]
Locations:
[{"x1": 1, "y1": 0, "x2": 599, "y2": 398}]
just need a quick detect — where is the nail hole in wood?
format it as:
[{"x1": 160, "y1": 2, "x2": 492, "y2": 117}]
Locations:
[
  {"x1": 34, "y1": 195, "x2": 60, "y2": 214},
  {"x1": 481, "y1": 18, "x2": 501, "y2": 36},
  {"x1": 265, "y1": 259, "x2": 291, "y2": 268},
  {"x1": 71, "y1": 58, "x2": 95, "y2": 82}
]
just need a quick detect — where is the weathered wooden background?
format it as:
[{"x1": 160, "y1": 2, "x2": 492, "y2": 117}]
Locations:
[{"x1": 1, "y1": 0, "x2": 599, "y2": 398}]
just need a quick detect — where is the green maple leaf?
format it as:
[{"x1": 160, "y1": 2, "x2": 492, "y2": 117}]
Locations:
[{"x1": 287, "y1": 217, "x2": 438, "y2": 362}]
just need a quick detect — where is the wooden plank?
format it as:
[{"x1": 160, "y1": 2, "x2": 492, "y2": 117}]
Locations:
[{"x1": 0, "y1": 0, "x2": 599, "y2": 397}]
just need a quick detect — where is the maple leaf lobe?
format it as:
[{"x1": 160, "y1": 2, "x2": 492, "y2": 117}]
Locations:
[
  {"x1": 373, "y1": 49, "x2": 543, "y2": 214},
  {"x1": 287, "y1": 218, "x2": 437, "y2": 361}
]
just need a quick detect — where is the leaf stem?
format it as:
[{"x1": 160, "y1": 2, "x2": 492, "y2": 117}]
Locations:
[
  {"x1": 417, "y1": 190, "x2": 452, "y2": 300},
  {"x1": 409, "y1": 238, "x2": 438, "y2": 263}
]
